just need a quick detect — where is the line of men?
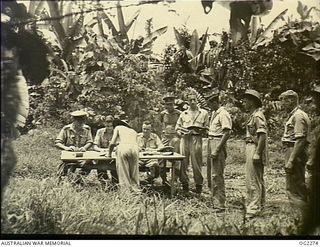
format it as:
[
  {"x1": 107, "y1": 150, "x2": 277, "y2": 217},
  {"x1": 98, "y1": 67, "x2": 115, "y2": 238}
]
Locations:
[{"x1": 55, "y1": 86, "x2": 320, "y2": 218}]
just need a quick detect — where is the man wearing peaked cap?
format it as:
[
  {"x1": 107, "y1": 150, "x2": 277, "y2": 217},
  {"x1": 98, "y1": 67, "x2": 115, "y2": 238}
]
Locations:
[
  {"x1": 242, "y1": 89, "x2": 268, "y2": 218},
  {"x1": 55, "y1": 110, "x2": 93, "y2": 184},
  {"x1": 280, "y1": 89, "x2": 310, "y2": 208},
  {"x1": 160, "y1": 93, "x2": 181, "y2": 185}
]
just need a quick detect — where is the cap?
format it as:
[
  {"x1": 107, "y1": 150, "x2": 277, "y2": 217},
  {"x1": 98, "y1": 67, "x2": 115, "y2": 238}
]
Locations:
[
  {"x1": 163, "y1": 93, "x2": 176, "y2": 102},
  {"x1": 311, "y1": 85, "x2": 320, "y2": 95},
  {"x1": 105, "y1": 115, "x2": 114, "y2": 122},
  {"x1": 205, "y1": 92, "x2": 219, "y2": 102},
  {"x1": 70, "y1": 110, "x2": 88, "y2": 117},
  {"x1": 279, "y1": 90, "x2": 299, "y2": 100},
  {"x1": 243, "y1": 89, "x2": 262, "y2": 106}
]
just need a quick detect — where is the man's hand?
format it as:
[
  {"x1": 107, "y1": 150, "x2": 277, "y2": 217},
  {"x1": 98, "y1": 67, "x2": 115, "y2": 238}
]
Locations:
[
  {"x1": 253, "y1": 153, "x2": 261, "y2": 165},
  {"x1": 211, "y1": 148, "x2": 219, "y2": 159},
  {"x1": 66, "y1": 146, "x2": 76, "y2": 151},
  {"x1": 78, "y1": 147, "x2": 87, "y2": 152},
  {"x1": 284, "y1": 160, "x2": 294, "y2": 173}
]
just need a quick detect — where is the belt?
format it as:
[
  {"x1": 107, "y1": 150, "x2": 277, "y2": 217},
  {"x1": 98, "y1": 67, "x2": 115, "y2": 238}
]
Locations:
[
  {"x1": 208, "y1": 135, "x2": 223, "y2": 140},
  {"x1": 245, "y1": 140, "x2": 255, "y2": 144},
  {"x1": 282, "y1": 142, "x2": 295, "y2": 147}
]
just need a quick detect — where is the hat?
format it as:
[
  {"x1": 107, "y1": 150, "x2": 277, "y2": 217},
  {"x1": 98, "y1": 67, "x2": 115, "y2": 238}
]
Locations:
[
  {"x1": 70, "y1": 110, "x2": 88, "y2": 117},
  {"x1": 311, "y1": 85, "x2": 320, "y2": 95},
  {"x1": 113, "y1": 118, "x2": 131, "y2": 128},
  {"x1": 279, "y1": 90, "x2": 299, "y2": 100},
  {"x1": 163, "y1": 93, "x2": 175, "y2": 102},
  {"x1": 205, "y1": 92, "x2": 219, "y2": 102},
  {"x1": 243, "y1": 89, "x2": 262, "y2": 106}
]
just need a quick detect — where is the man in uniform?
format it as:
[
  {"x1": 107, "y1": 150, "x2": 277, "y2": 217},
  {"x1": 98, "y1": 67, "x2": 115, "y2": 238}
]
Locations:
[
  {"x1": 206, "y1": 93, "x2": 232, "y2": 210},
  {"x1": 137, "y1": 121, "x2": 164, "y2": 184},
  {"x1": 93, "y1": 115, "x2": 118, "y2": 187},
  {"x1": 279, "y1": 90, "x2": 310, "y2": 208},
  {"x1": 160, "y1": 93, "x2": 181, "y2": 149},
  {"x1": 108, "y1": 118, "x2": 140, "y2": 191},
  {"x1": 176, "y1": 92, "x2": 209, "y2": 195},
  {"x1": 243, "y1": 89, "x2": 268, "y2": 218},
  {"x1": 303, "y1": 85, "x2": 320, "y2": 234},
  {"x1": 55, "y1": 110, "x2": 93, "y2": 182}
]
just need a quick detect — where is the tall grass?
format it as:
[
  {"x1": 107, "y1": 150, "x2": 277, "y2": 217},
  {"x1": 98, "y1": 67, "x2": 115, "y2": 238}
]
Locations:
[{"x1": 1, "y1": 127, "x2": 304, "y2": 235}]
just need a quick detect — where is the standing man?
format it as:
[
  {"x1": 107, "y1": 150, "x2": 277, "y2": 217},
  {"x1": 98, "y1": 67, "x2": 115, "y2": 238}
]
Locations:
[
  {"x1": 160, "y1": 93, "x2": 181, "y2": 150},
  {"x1": 137, "y1": 121, "x2": 164, "y2": 184},
  {"x1": 206, "y1": 93, "x2": 232, "y2": 210},
  {"x1": 176, "y1": 92, "x2": 209, "y2": 195},
  {"x1": 242, "y1": 90, "x2": 268, "y2": 218},
  {"x1": 93, "y1": 115, "x2": 118, "y2": 187},
  {"x1": 303, "y1": 85, "x2": 320, "y2": 234},
  {"x1": 108, "y1": 118, "x2": 140, "y2": 190},
  {"x1": 55, "y1": 110, "x2": 93, "y2": 182},
  {"x1": 279, "y1": 90, "x2": 311, "y2": 208}
]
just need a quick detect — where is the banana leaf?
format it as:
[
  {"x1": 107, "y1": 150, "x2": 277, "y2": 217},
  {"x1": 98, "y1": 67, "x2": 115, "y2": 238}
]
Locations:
[
  {"x1": 125, "y1": 9, "x2": 141, "y2": 33},
  {"x1": 253, "y1": 9, "x2": 288, "y2": 49},
  {"x1": 142, "y1": 26, "x2": 168, "y2": 47},
  {"x1": 47, "y1": 0, "x2": 66, "y2": 44},
  {"x1": 190, "y1": 29, "x2": 200, "y2": 57},
  {"x1": 173, "y1": 27, "x2": 185, "y2": 49}
]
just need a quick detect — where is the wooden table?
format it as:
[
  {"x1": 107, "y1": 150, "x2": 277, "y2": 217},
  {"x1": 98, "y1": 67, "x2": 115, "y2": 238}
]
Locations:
[{"x1": 60, "y1": 151, "x2": 185, "y2": 197}]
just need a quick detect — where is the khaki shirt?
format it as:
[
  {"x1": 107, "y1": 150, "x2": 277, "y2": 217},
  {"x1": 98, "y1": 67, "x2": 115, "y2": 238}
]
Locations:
[
  {"x1": 209, "y1": 107, "x2": 232, "y2": 136},
  {"x1": 94, "y1": 128, "x2": 113, "y2": 148},
  {"x1": 137, "y1": 132, "x2": 164, "y2": 150},
  {"x1": 176, "y1": 107, "x2": 209, "y2": 130},
  {"x1": 282, "y1": 107, "x2": 311, "y2": 143},
  {"x1": 246, "y1": 108, "x2": 267, "y2": 143},
  {"x1": 55, "y1": 123, "x2": 93, "y2": 148},
  {"x1": 160, "y1": 109, "x2": 181, "y2": 129}
]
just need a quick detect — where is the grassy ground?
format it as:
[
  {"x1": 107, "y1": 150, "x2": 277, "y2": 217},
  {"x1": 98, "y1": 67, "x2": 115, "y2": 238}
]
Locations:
[{"x1": 1, "y1": 127, "x2": 305, "y2": 235}]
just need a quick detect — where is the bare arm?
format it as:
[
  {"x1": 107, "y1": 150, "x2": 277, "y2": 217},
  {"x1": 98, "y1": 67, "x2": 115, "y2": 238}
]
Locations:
[
  {"x1": 108, "y1": 127, "x2": 118, "y2": 157},
  {"x1": 255, "y1": 133, "x2": 266, "y2": 156}
]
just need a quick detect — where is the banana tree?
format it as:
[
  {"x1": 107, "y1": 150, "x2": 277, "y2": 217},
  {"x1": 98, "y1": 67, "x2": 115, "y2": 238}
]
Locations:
[
  {"x1": 173, "y1": 27, "x2": 209, "y2": 73},
  {"x1": 90, "y1": 1, "x2": 168, "y2": 56}
]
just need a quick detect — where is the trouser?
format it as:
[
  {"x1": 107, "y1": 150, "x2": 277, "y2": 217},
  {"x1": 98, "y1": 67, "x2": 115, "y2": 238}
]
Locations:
[
  {"x1": 57, "y1": 160, "x2": 92, "y2": 184},
  {"x1": 180, "y1": 135, "x2": 203, "y2": 186},
  {"x1": 245, "y1": 143, "x2": 266, "y2": 215},
  {"x1": 96, "y1": 160, "x2": 118, "y2": 184},
  {"x1": 207, "y1": 138, "x2": 227, "y2": 207},
  {"x1": 284, "y1": 145, "x2": 308, "y2": 207},
  {"x1": 162, "y1": 135, "x2": 181, "y2": 182},
  {"x1": 139, "y1": 159, "x2": 160, "y2": 181},
  {"x1": 116, "y1": 144, "x2": 139, "y2": 188}
]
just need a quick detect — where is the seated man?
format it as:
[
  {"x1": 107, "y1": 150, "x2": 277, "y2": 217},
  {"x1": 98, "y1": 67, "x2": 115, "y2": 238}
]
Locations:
[
  {"x1": 93, "y1": 115, "x2": 118, "y2": 186},
  {"x1": 137, "y1": 121, "x2": 164, "y2": 184},
  {"x1": 55, "y1": 110, "x2": 93, "y2": 183}
]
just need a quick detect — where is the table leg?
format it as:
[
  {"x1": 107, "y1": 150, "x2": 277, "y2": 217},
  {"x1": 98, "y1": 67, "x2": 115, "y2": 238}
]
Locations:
[{"x1": 171, "y1": 160, "x2": 175, "y2": 198}]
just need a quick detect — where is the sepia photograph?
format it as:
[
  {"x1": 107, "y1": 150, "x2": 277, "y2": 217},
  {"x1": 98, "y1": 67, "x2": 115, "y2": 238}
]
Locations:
[{"x1": 1, "y1": 0, "x2": 320, "y2": 239}]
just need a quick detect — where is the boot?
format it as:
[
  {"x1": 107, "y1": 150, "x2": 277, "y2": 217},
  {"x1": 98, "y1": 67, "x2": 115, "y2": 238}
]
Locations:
[
  {"x1": 195, "y1": 184, "x2": 202, "y2": 195},
  {"x1": 182, "y1": 183, "x2": 189, "y2": 192}
]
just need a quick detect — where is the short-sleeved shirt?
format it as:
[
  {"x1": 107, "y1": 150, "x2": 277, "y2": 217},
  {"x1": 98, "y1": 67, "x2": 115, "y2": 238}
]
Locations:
[
  {"x1": 209, "y1": 107, "x2": 232, "y2": 136},
  {"x1": 282, "y1": 107, "x2": 311, "y2": 143},
  {"x1": 55, "y1": 123, "x2": 93, "y2": 148},
  {"x1": 246, "y1": 108, "x2": 267, "y2": 143},
  {"x1": 137, "y1": 132, "x2": 164, "y2": 150},
  {"x1": 160, "y1": 109, "x2": 181, "y2": 130},
  {"x1": 94, "y1": 128, "x2": 113, "y2": 148},
  {"x1": 176, "y1": 107, "x2": 209, "y2": 130}
]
